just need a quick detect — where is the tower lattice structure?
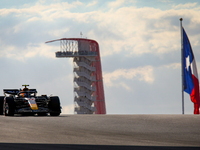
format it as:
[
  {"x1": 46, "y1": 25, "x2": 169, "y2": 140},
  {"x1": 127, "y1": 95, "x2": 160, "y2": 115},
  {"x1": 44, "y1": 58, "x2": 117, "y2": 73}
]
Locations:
[{"x1": 46, "y1": 38, "x2": 106, "y2": 114}]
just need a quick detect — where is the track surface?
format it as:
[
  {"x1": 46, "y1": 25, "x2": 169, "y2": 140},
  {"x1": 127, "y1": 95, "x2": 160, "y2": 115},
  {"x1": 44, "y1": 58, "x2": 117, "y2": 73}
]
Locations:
[{"x1": 0, "y1": 114, "x2": 200, "y2": 149}]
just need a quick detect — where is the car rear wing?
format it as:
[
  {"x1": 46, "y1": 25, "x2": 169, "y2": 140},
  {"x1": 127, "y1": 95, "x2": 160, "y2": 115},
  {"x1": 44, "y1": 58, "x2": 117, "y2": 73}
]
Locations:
[
  {"x1": 3, "y1": 89, "x2": 20, "y2": 95},
  {"x1": 29, "y1": 89, "x2": 37, "y2": 93},
  {"x1": 3, "y1": 89, "x2": 37, "y2": 95}
]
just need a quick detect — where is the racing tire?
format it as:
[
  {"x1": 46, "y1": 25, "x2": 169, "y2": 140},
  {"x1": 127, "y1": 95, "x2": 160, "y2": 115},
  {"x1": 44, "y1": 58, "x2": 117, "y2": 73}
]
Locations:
[
  {"x1": 48, "y1": 96, "x2": 61, "y2": 116},
  {"x1": 0, "y1": 96, "x2": 4, "y2": 115},
  {"x1": 4, "y1": 97, "x2": 15, "y2": 116}
]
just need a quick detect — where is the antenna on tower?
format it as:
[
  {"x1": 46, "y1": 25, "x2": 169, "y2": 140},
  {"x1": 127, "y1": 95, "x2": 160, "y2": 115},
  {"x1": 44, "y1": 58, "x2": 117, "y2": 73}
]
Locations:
[{"x1": 80, "y1": 32, "x2": 83, "y2": 38}]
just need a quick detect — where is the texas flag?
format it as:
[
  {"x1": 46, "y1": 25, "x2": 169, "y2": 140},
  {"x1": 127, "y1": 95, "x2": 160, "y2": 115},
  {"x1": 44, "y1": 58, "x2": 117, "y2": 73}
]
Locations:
[{"x1": 182, "y1": 27, "x2": 200, "y2": 114}]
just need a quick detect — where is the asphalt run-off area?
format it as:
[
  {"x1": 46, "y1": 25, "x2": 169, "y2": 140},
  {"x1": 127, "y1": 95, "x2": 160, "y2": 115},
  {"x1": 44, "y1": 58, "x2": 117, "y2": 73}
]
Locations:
[{"x1": 0, "y1": 114, "x2": 200, "y2": 150}]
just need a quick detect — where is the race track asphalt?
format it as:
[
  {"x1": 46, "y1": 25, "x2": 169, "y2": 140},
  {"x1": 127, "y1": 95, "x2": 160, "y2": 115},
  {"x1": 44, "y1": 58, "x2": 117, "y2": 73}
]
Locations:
[{"x1": 0, "y1": 114, "x2": 200, "y2": 150}]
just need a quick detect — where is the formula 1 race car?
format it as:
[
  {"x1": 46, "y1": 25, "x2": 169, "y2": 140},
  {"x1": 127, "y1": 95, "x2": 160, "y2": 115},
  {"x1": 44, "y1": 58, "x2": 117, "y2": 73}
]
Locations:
[{"x1": 0, "y1": 85, "x2": 61, "y2": 116}]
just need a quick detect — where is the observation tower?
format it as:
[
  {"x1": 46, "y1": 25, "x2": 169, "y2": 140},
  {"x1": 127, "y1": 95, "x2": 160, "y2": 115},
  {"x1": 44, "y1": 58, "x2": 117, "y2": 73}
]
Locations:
[{"x1": 46, "y1": 38, "x2": 106, "y2": 114}]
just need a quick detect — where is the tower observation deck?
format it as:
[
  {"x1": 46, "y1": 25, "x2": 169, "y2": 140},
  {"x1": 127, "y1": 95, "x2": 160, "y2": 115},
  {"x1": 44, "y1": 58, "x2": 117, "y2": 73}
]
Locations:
[{"x1": 46, "y1": 38, "x2": 106, "y2": 114}]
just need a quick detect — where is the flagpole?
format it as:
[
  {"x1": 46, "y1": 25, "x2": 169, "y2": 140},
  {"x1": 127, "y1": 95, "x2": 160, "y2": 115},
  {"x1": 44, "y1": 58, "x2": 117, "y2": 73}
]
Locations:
[{"x1": 180, "y1": 18, "x2": 184, "y2": 114}]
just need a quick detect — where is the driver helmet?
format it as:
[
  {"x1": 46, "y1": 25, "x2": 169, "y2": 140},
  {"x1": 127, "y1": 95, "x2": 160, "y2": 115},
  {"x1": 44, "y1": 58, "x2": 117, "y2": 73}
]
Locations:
[{"x1": 21, "y1": 87, "x2": 29, "y2": 97}]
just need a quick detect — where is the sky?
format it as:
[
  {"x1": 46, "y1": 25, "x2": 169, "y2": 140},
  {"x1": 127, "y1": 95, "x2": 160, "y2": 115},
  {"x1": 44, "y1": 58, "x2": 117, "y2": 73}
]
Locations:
[{"x1": 0, "y1": 0, "x2": 200, "y2": 114}]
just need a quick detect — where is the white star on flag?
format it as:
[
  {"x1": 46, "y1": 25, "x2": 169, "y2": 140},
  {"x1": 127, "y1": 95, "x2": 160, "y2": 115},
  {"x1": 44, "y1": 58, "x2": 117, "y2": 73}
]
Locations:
[{"x1": 186, "y1": 55, "x2": 190, "y2": 71}]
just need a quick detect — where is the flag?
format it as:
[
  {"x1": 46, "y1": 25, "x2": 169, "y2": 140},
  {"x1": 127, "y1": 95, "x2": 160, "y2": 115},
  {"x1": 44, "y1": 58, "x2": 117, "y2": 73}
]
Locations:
[{"x1": 182, "y1": 27, "x2": 200, "y2": 114}]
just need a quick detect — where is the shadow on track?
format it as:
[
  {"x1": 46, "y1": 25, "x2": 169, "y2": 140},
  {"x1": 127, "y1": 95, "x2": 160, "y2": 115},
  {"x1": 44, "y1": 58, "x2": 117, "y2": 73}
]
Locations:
[
  {"x1": 10, "y1": 114, "x2": 69, "y2": 117},
  {"x1": 0, "y1": 143, "x2": 199, "y2": 150}
]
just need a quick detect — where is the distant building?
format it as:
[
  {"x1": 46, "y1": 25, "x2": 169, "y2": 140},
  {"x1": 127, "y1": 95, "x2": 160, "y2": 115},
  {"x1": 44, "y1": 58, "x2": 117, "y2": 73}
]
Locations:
[{"x1": 46, "y1": 38, "x2": 106, "y2": 114}]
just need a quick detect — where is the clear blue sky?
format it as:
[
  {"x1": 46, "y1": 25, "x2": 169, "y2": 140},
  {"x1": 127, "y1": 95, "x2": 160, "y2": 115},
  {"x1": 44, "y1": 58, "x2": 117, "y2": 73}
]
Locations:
[{"x1": 0, "y1": 0, "x2": 200, "y2": 114}]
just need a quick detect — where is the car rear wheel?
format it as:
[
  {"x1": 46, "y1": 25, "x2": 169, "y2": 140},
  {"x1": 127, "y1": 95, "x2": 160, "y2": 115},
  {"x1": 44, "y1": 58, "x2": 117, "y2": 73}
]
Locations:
[
  {"x1": 0, "y1": 96, "x2": 4, "y2": 115},
  {"x1": 48, "y1": 96, "x2": 61, "y2": 116},
  {"x1": 4, "y1": 97, "x2": 15, "y2": 116}
]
